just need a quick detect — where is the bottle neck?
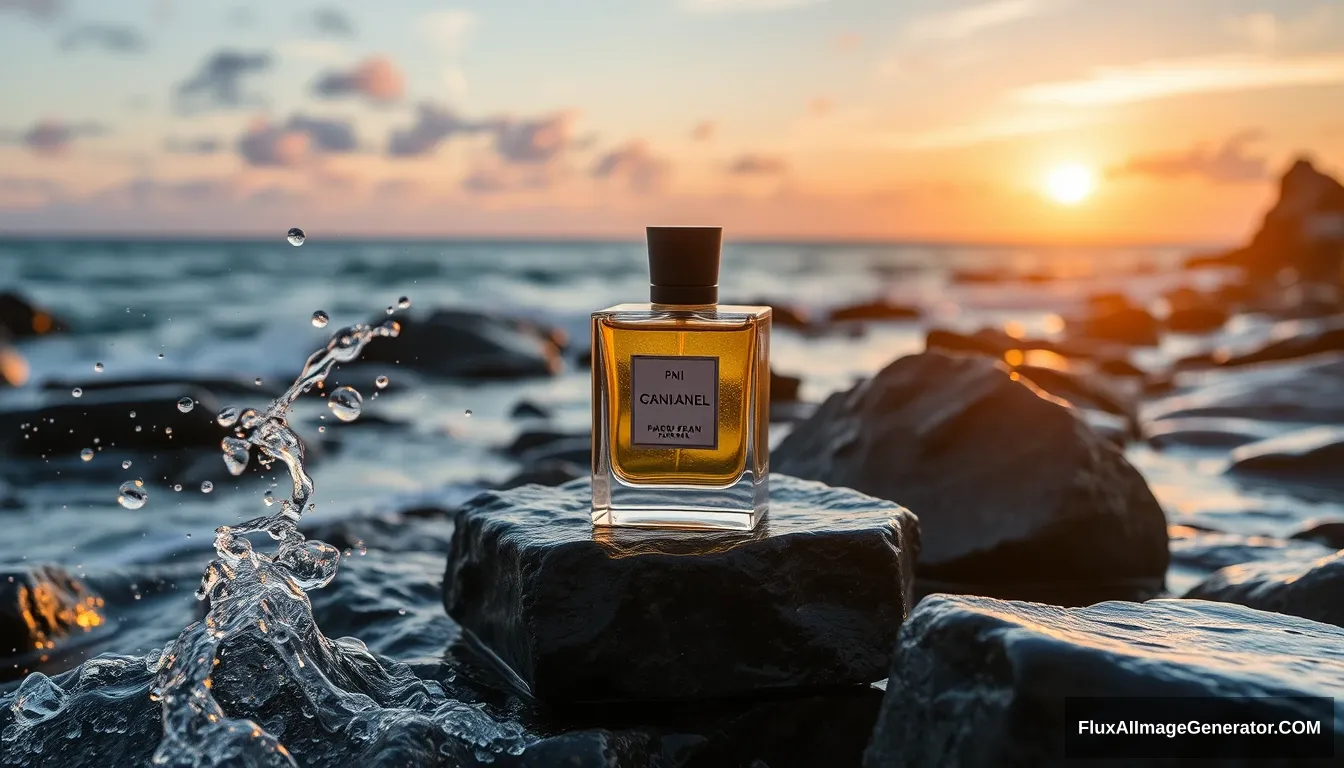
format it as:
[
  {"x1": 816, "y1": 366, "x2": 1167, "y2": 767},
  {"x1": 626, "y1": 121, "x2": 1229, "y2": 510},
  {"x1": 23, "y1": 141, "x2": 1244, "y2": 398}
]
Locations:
[
  {"x1": 651, "y1": 302, "x2": 716, "y2": 312},
  {"x1": 650, "y1": 284, "x2": 717, "y2": 305}
]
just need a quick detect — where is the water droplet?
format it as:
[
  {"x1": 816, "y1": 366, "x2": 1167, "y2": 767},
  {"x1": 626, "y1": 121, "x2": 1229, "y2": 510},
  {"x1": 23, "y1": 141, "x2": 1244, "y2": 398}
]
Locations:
[
  {"x1": 177, "y1": 397, "x2": 194, "y2": 413},
  {"x1": 396, "y1": 296, "x2": 411, "y2": 310},
  {"x1": 173, "y1": 484, "x2": 182, "y2": 492},
  {"x1": 221, "y1": 436, "x2": 250, "y2": 476},
  {"x1": 200, "y1": 481, "x2": 214, "y2": 494},
  {"x1": 262, "y1": 490, "x2": 275, "y2": 507},
  {"x1": 287, "y1": 227, "x2": 306, "y2": 246},
  {"x1": 80, "y1": 448, "x2": 93, "y2": 462},
  {"x1": 94, "y1": 362, "x2": 104, "y2": 373},
  {"x1": 216, "y1": 406, "x2": 239, "y2": 428},
  {"x1": 385, "y1": 306, "x2": 394, "y2": 315},
  {"x1": 464, "y1": 409, "x2": 473, "y2": 417},
  {"x1": 122, "y1": 460, "x2": 132, "y2": 469},
  {"x1": 71, "y1": 388, "x2": 82, "y2": 398},
  {"x1": 157, "y1": 353, "x2": 165, "y2": 360},
  {"x1": 311, "y1": 311, "x2": 329, "y2": 328},
  {"x1": 327, "y1": 386, "x2": 363, "y2": 422},
  {"x1": 239, "y1": 409, "x2": 259, "y2": 429},
  {"x1": 117, "y1": 480, "x2": 147, "y2": 510},
  {"x1": 317, "y1": 425, "x2": 326, "y2": 433},
  {"x1": 254, "y1": 377, "x2": 263, "y2": 386},
  {"x1": 129, "y1": 411, "x2": 136, "y2": 419},
  {"x1": 375, "y1": 375, "x2": 388, "y2": 389},
  {"x1": 165, "y1": 427, "x2": 173, "y2": 435},
  {"x1": 135, "y1": 425, "x2": 142, "y2": 432}
]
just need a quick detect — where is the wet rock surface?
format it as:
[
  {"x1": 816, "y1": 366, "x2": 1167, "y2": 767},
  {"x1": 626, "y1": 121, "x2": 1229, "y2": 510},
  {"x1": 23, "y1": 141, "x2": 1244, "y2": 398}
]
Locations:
[
  {"x1": 1227, "y1": 425, "x2": 1344, "y2": 488},
  {"x1": 358, "y1": 309, "x2": 564, "y2": 379},
  {"x1": 775, "y1": 351, "x2": 1168, "y2": 605},
  {"x1": 0, "y1": 384, "x2": 227, "y2": 456},
  {"x1": 1145, "y1": 353, "x2": 1344, "y2": 425},
  {"x1": 1186, "y1": 549, "x2": 1344, "y2": 629},
  {"x1": 1, "y1": 565, "x2": 106, "y2": 675},
  {"x1": 826, "y1": 299, "x2": 921, "y2": 323},
  {"x1": 1166, "y1": 524, "x2": 1338, "y2": 596},
  {"x1": 443, "y1": 475, "x2": 919, "y2": 703},
  {"x1": 865, "y1": 595, "x2": 1344, "y2": 768}
]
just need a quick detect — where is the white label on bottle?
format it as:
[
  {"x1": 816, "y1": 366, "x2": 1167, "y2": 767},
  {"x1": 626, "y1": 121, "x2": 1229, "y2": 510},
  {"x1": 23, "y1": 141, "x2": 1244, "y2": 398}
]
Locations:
[{"x1": 630, "y1": 355, "x2": 719, "y2": 449}]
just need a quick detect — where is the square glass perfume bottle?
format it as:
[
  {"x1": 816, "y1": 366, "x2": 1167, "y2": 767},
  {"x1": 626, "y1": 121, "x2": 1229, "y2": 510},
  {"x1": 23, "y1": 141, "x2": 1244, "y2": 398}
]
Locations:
[{"x1": 591, "y1": 226, "x2": 771, "y2": 531}]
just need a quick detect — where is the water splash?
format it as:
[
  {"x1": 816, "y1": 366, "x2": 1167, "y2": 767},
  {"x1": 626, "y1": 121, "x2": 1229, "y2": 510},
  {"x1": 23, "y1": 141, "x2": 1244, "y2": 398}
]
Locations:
[{"x1": 144, "y1": 317, "x2": 524, "y2": 766}]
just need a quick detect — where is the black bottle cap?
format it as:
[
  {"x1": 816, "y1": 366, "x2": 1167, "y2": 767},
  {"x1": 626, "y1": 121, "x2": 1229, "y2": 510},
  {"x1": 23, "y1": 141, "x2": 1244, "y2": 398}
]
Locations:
[{"x1": 646, "y1": 226, "x2": 721, "y2": 305}]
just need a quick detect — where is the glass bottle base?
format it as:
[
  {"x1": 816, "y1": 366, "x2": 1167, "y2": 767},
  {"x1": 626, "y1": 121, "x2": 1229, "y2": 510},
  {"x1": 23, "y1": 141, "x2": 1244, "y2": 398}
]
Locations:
[{"x1": 591, "y1": 471, "x2": 768, "y2": 531}]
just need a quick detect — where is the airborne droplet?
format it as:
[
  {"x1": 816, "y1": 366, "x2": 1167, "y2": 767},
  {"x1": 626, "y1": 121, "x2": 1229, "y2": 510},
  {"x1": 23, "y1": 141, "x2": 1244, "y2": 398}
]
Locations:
[
  {"x1": 327, "y1": 386, "x2": 363, "y2": 422},
  {"x1": 254, "y1": 377, "x2": 263, "y2": 386},
  {"x1": 287, "y1": 227, "x2": 306, "y2": 246},
  {"x1": 396, "y1": 296, "x2": 411, "y2": 310},
  {"x1": 94, "y1": 362, "x2": 104, "y2": 373},
  {"x1": 217, "y1": 406, "x2": 239, "y2": 428},
  {"x1": 72, "y1": 388, "x2": 82, "y2": 398},
  {"x1": 200, "y1": 480, "x2": 214, "y2": 494},
  {"x1": 464, "y1": 409, "x2": 473, "y2": 417},
  {"x1": 122, "y1": 460, "x2": 132, "y2": 469},
  {"x1": 80, "y1": 448, "x2": 94, "y2": 462},
  {"x1": 177, "y1": 397, "x2": 194, "y2": 413},
  {"x1": 117, "y1": 480, "x2": 148, "y2": 510},
  {"x1": 311, "y1": 311, "x2": 329, "y2": 328},
  {"x1": 374, "y1": 375, "x2": 388, "y2": 389}
]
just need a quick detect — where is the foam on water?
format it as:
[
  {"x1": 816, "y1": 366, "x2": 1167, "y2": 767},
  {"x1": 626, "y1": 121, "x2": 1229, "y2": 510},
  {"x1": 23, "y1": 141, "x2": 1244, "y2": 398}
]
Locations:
[{"x1": 3, "y1": 316, "x2": 531, "y2": 767}]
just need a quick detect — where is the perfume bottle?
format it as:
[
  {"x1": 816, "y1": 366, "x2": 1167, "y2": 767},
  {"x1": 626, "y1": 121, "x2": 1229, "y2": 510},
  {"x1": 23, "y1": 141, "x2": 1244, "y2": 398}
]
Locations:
[{"x1": 591, "y1": 226, "x2": 771, "y2": 531}]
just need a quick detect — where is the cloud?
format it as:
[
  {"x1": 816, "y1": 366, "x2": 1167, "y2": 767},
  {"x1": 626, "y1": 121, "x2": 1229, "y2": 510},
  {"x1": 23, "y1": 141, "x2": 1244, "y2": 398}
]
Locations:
[
  {"x1": 728, "y1": 153, "x2": 788, "y2": 175},
  {"x1": 881, "y1": 109, "x2": 1098, "y2": 150},
  {"x1": 0, "y1": 0, "x2": 62, "y2": 20},
  {"x1": 691, "y1": 121, "x2": 717, "y2": 142},
  {"x1": 904, "y1": 0, "x2": 1051, "y2": 42},
  {"x1": 421, "y1": 9, "x2": 476, "y2": 53},
  {"x1": 313, "y1": 56, "x2": 404, "y2": 104},
  {"x1": 682, "y1": 0, "x2": 826, "y2": 12},
  {"x1": 1, "y1": 119, "x2": 107, "y2": 156},
  {"x1": 175, "y1": 50, "x2": 273, "y2": 112},
  {"x1": 488, "y1": 112, "x2": 580, "y2": 165},
  {"x1": 0, "y1": 177, "x2": 64, "y2": 206},
  {"x1": 1012, "y1": 53, "x2": 1344, "y2": 107},
  {"x1": 59, "y1": 24, "x2": 146, "y2": 53},
  {"x1": 1109, "y1": 130, "x2": 1270, "y2": 184},
  {"x1": 164, "y1": 136, "x2": 223, "y2": 155},
  {"x1": 590, "y1": 141, "x2": 670, "y2": 194},
  {"x1": 387, "y1": 103, "x2": 485, "y2": 157},
  {"x1": 461, "y1": 164, "x2": 564, "y2": 195},
  {"x1": 313, "y1": 7, "x2": 354, "y2": 37},
  {"x1": 237, "y1": 115, "x2": 358, "y2": 167},
  {"x1": 832, "y1": 32, "x2": 862, "y2": 52}
]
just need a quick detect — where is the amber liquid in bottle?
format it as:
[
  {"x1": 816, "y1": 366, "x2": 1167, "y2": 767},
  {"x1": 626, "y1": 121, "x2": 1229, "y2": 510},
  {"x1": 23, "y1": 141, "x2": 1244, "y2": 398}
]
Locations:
[{"x1": 591, "y1": 303, "x2": 771, "y2": 530}]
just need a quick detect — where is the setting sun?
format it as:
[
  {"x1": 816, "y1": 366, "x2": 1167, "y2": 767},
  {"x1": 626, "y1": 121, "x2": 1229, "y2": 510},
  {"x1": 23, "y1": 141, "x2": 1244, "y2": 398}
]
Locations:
[{"x1": 1044, "y1": 164, "x2": 1097, "y2": 206}]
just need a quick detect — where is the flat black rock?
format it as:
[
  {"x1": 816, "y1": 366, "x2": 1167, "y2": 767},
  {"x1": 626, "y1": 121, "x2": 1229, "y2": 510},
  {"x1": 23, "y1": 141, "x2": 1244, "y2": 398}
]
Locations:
[
  {"x1": 358, "y1": 309, "x2": 563, "y2": 379},
  {"x1": 1146, "y1": 352, "x2": 1344, "y2": 425},
  {"x1": 443, "y1": 475, "x2": 919, "y2": 704},
  {"x1": 1227, "y1": 425, "x2": 1344, "y2": 488},
  {"x1": 1185, "y1": 549, "x2": 1344, "y2": 629},
  {"x1": 774, "y1": 351, "x2": 1168, "y2": 605},
  {"x1": 865, "y1": 595, "x2": 1344, "y2": 768}
]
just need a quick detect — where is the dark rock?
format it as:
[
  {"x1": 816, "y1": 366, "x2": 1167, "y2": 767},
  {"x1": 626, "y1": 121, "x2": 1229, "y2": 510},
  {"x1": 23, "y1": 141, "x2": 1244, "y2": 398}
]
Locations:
[
  {"x1": 1292, "y1": 521, "x2": 1344, "y2": 549},
  {"x1": 443, "y1": 475, "x2": 919, "y2": 703},
  {"x1": 1068, "y1": 296, "x2": 1160, "y2": 346},
  {"x1": 827, "y1": 300, "x2": 921, "y2": 323},
  {"x1": 358, "y1": 309, "x2": 563, "y2": 379},
  {"x1": 42, "y1": 374, "x2": 282, "y2": 399},
  {"x1": 1145, "y1": 352, "x2": 1344, "y2": 425},
  {"x1": 774, "y1": 351, "x2": 1169, "y2": 605},
  {"x1": 1167, "y1": 524, "x2": 1337, "y2": 596},
  {"x1": 301, "y1": 511, "x2": 459, "y2": 556},
  {"x1": 1095, "y1": 357, "x2": 1147, "y2": 377},
  {"x1": 0, "y1": 291, "x2": 69, "y2": 337},
  {"x1": 1163, "y1": 287, "x2": 1230, "y2": 334},
  {"x1": 769, "y1": 369, "x2": 801, "y2": 403},
  {"x1": 1012, "y1": 364, "x2": 1137, "y2": 424},
  {"x1": 1145, "y1": 416, "x2": 1284, "y2": 450},
  {"x1": 732, "y1": 298, "x2": 811, "y2": 330},
  {"x1": 865, "y1": 595, "x2": 1344, "y2": 767},
  {"x1": 497, "y1": 460, "x2": 586, "y2": 490},
  {"x1": 1187, "y1": 550, "x2": 1344, "y2": 629},
  {"x1": 1215, "y1": 316, "x2": 1344, "y2": 367},
  {"x1": 1219, "y1": 158, "x2": 1344, "y2": 282},
  {"x1": 0, "y1": 384, "x2": 232, "y2": 456},
  {"x1": 1228, "y1": 425, "x2": 1344, "y2": 487},
  {"x1": 925, "y1": 327, "x2": 1027, "y2": 357},
  {"x1": 509, "y1": 400, "x2": 552, "y2": 420},
  {"x1": 1, "y1": 565, "x2": 106, "y2": 669},
  {"x1": 504, "y1": 428, "x2": 586, "y2": 459}
]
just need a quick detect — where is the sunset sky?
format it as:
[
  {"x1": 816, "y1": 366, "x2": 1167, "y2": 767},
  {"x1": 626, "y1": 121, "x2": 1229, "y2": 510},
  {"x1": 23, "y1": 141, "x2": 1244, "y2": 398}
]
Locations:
[{"x1": 1, "y1": 0, "x2": 1343, "y2": 243}]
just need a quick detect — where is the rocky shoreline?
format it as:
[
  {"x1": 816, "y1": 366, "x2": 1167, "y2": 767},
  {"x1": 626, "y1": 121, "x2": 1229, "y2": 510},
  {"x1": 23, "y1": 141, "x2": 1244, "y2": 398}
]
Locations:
[{"x1": 3, "y1": 158, "x2": 1344, "y2": 765}]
